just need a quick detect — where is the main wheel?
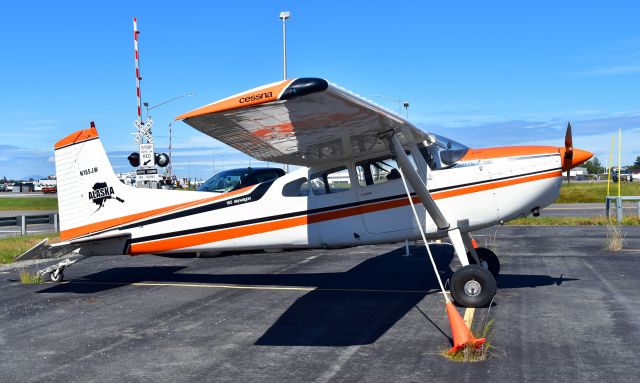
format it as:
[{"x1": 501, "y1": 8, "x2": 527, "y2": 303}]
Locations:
[
  {"x1": 450, "y1": 265, "x2": 496, "y2": 307},
  {"x1": 468, "y1": 247, "x2": 500, "y2": 278},
  {"x1": 49, "y1": 269, "x2": 64, "y2": 283}
]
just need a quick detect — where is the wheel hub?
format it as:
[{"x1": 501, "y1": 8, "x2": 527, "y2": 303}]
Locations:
[{"x1": 464, "y1": 280, "x2": 482, "y2": 296}]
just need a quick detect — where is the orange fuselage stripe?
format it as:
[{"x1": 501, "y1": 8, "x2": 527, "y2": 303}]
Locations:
[
  {"x1": 460, "y1": 146, "x2": 558, "y2": 161},
  {"x1": 60, "y1": 185, "x2": 256, "y2": 240},
  {"x1": 129, "y1": 170, "x2": 561, "y2": 254}
]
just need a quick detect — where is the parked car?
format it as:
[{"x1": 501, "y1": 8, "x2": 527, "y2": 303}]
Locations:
[
  {"x1": 42, "y1": 186, "x2": 57, "y2": 194},
  {"x1": 612, "y1": 168, "x2": 633, "y2": 182},
  {"x1": 197, "y1": 167, "x2": 286, "y2": 193}
]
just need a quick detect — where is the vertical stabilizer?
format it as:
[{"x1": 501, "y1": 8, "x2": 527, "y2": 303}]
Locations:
[{"x1": 54, "y1": 125, "x2": 133, "y2": 240}]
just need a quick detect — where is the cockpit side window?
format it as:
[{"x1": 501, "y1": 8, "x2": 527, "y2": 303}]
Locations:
[
  {"x1": 355, "y1": 151, "x2": 417, "y2": 187},
  {"x1": 418, "y1": 135, "x2": 469, "y2": 170}
]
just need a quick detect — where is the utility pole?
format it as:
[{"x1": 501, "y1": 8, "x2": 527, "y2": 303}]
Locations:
[
  {"x1": 279, "y1": 11, "x2": 290, "y2": 80},
  {"x1": 279, "y1": 11, "x2": 291, "y2": 172}
]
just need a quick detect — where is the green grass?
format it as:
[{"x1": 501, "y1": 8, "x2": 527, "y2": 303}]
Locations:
[
  {"x1": 0, "y1": 234, "x2": 59, "y2": 264},
  {"x1": 557, "y1": 182, "x2": 640, "y2": 203},
  {"x1": 508, "y1": 216, "x2": 640, "y2": 226},
  {"x1": 0, "y1": 197, "x2": 58, "y2": 211},
  {"x1": 19, "y1": 270, "x2": 44, "y2": 284}
]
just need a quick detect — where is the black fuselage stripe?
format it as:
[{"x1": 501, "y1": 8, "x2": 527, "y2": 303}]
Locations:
[
  {"x1": 118, "y1": 181, "x2": 273, "y2": 231},
  {"x1": 128, "y1": 166, "x2": 561, "y2": 245}
]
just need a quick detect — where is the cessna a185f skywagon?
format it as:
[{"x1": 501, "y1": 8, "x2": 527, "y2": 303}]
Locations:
[{"x1": 32, "y1": 78, "x2": 591, "y2": 307}]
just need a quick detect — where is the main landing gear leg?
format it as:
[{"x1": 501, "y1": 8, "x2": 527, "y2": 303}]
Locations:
[
  {"x1": 383, "y1": 130, "x2": 496, "y2": 307},
  {"x1": 449, "y1": 229, "x2": 496, "y2": 307}
]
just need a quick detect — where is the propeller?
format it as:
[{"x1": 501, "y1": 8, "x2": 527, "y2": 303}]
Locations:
[{"x1": 563, "y1": 122, "x2": 573, "y2": 181}]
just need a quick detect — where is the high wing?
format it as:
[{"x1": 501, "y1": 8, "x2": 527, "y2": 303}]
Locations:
[{"x1": 176, "y1": 78, "x2": 429, "y2": 166}]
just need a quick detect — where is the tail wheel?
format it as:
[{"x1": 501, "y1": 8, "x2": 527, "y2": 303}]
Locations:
[
  {"x1": 50, "y1": 270, "x2": 64, "y2": 283},
  {"x1": 450, "y1": 265, "x2": 496, "y2": 308},
  {"x1": 468, "y1": 247, "x2": 500, "y2": 278}
]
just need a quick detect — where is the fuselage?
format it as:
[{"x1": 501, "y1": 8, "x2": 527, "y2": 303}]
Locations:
[{"x1": 121, "y1": 143, "x2": 563, "y2": 255}]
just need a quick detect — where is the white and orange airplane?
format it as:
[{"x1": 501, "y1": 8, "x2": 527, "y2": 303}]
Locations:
[{"x1": 28, "y1": 78, "x2": 591, "y2": 307}]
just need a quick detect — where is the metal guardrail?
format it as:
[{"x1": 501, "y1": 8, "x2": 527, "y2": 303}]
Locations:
[
  {"x1": 605, "y1": 196, "x2": 640, "y2": 222},
  {"x1": 0, "y1": 214, "x2": 59, "y2": 236}
]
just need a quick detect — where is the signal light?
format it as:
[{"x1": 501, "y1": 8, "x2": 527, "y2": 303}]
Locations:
[
  {"x1": 128, "y1": 152, "x2": 140, "y2": 167},
  {"x1": 156, "y1": 153, "x2": 170, "y2": 167}
]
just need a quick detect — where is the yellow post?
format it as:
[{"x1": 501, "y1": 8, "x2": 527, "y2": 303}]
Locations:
[
  {"x1": 607, "y1": 135, "x2": 613, "y2": 197},
  {"x1": 618, "y1": 128, "x2": 622, "y2": 198}
]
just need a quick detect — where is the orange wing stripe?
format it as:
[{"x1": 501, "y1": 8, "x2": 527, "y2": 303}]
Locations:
[
  {"x1": 129, "y1": 170, "x2": 561, "y2": 254},
  {"x1": 175, "y1": 79, "x2": 295, "y2": 120},
  {"x1": 54, "y1": 127, "x2": 99, "y2": 149},
  {"x1": 60, "y1": 186, "x2": 256, "y2": 240}
]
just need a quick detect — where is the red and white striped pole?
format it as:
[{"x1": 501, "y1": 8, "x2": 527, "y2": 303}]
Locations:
[{"x1": 133, "y1": 17, "x2": 142, "y2": 124}]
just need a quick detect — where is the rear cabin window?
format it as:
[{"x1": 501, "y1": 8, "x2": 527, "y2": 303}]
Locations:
[
  {"x1": 309, "y1": 167, "x2": 351, "y2": 195},
  {"x1": 282, "y1": 177, "x2": 309, "y2": 197},
  {"x1": 355, "y1": 151, "x2": 417, "y2": 187}
]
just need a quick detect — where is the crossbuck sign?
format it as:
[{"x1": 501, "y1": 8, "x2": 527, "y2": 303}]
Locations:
[{"x1": 133, "y1": 118, "x2": 154, "y2": 144}]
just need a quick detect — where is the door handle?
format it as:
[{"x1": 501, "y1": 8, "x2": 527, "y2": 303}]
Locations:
[{"x1": 361, "y1": 191, "x2": 372, "y2": 196}]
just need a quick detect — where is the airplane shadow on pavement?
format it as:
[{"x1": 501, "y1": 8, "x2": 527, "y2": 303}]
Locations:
[{"x1": 37, "y1": 244, "x2": 577, "y2": 346}]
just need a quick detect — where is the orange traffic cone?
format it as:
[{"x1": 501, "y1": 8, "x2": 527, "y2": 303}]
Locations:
[{"x1": 446, "y1": 301, "x2": 486, "y2": 354}]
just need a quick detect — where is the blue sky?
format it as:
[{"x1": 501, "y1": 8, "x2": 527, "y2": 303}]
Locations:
[{"x1": 1, "y1": 1, "x2": 639, "y2": 180}]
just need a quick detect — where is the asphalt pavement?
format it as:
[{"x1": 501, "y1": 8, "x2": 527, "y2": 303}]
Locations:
[{"x1": 0, "y1": 226, "x2": 639, "y2": 382}]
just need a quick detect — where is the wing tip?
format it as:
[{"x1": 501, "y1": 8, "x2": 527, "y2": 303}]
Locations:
[{"x1": 279, "y1": 78, "x2": 328, "y2": 100}]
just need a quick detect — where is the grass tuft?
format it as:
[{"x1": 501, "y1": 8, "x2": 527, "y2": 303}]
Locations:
[
  {"x1": 604, "y1": 223, "x2": 625, "y2": 251},
  {"x1": 483, "y1": 231, "x2": 499, "y2": 254},
  {"x1": 19, "y1": 269, "x2": 44, "y2": 284},
  {"x1": 441, "y1": 319, "x2": 495, "y2": 362}
]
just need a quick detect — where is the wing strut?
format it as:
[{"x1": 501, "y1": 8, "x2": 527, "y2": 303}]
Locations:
[
  {"x1": 381, "y1": 130, "x2": 470, "y2": 267},
  {"x1": 381, "y1": 131, "x2": 449, "y2": 230}
]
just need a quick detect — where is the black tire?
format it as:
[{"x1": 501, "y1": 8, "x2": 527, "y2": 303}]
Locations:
[
  {"x1": 450, "y1": 265, "x2": 496, "y2": 307},
  {"x1": 468, "y1": 247, "x2": 500, "y2": 278},
  {"x1": 50, "y1": 270, "x2": 63, "y2": 283}
]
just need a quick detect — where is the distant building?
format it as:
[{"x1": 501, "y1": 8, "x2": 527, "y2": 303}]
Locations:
[{"x1": 562, "y1": 166, "x2": 588, "y2": 181}]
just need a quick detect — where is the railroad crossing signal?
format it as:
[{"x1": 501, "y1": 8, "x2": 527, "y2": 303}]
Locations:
[{"x1": 134, "y1": 118, "x2": 154, "y2": 144}]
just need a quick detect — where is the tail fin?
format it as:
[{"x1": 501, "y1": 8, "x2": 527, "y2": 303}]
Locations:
[{"x1": 54, "y1": 124, "x2": 135, "y2": 240}]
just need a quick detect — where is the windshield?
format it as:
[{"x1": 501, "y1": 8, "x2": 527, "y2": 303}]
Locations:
[
  {"x1": 418, "y1": 134, "x2": 469, "y2": 170},
  {"x1": 198, "y1": 169, "x2": 249, "y2": 193}
]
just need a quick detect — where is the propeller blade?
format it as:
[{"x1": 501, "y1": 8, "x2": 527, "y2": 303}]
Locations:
[{"x1": 563, "y1": 122, "x2": 574, "y2": 173}]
